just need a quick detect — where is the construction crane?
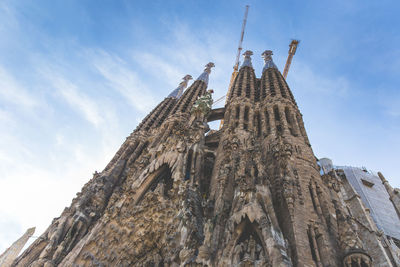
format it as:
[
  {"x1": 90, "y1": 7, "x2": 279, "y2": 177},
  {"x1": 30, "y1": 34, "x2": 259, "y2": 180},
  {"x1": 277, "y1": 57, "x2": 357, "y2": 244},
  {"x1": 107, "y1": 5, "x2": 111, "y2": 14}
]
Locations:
[
  {"x1": 228, "y1": 5, "x2": 249, "y2": 97},
  {"x1": 219, "y1": 5, "x2": 249, "y2": 128},
  {"x1": 282, "y1": 40, "x2": 300, "y2": 79}
]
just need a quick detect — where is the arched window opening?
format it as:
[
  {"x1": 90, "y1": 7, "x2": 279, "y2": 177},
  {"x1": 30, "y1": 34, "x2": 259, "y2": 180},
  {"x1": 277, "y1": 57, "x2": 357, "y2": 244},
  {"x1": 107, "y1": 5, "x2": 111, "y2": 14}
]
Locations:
[
  {"x1": 235, "y1": 106, "x2": 240, "y2": 119},
  {"x1": 267, "y1": 69, "x2": 276, "y2": 96},
  {"x1": 245, "y1": 71, "x2": 251, "y2": 98},
  {"x1": 285, "y1": 107, "x2": 296, "y2": 136},
  {"x1": 273, "y1": 106, "x2": 282, "y2": 135},
  {"x1": 235, "y1": 106, "x2": 240, "y2": 128},
  {"x1": 254, "y1": 112, "x2": 261, "y2": 137},
  {"x1": 261, "y1": 75, "x2": 267, "y2": 100},
  {"x1": 254, "y1": 78, "x2": 260, "y2": 102},
  {"x1": 237, "y1": 71, "x2": 244, "y2": 97},
  {"x1": 275, "y1": 72, "x2": 287, "y2": 98},
  {"x1": 232, "y1": 217, "x2": 267, "y2": 266},
  {"x1": 185, "y1": 149, "x2": 193, "y2": 180},
  {"x1": 253, "y1": 164, "x2": 261, "y2": 184},
  {"x1": 201, "y1": 152, "x2": 215, "y2": 199},
  {"x1": 264, "y1": 109, "x2": 271, "y2": 136},
  {"x1": 243, "y1": 106, "x2": 249, "y2": 130},
  {"x1": 136, "y1": 164, "x2": 173, "y2": 204}
]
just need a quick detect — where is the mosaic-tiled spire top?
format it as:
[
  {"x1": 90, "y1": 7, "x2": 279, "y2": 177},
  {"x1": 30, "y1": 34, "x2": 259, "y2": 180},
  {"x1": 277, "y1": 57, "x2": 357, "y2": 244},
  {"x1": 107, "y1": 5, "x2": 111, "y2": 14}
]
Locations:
[
  {"x1": 262, "y1": 50, "x2": 277, "y2": 71},
  {"x1": 196, "y1": 62, "x2": 215, "y2": 85},
  {"x1": 241, "y1": 50, "x2": 253, "y2": 68},
  {"x1": 167, "y1": 75, "x2": 193, "y2": 98}
]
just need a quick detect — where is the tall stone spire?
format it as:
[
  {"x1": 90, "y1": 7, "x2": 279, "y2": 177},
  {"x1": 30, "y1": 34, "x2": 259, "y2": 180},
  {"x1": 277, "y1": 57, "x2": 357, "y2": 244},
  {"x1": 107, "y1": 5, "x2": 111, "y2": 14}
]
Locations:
[
  {"x1": 13, "y1": 45, "x2": 396, "y2": 267},
  {"x1": 134, "y1": 76, "x2": 193, "y2": 133},
  {"x1": 196, "y1": 62, "x2": 215, "y2": 85},
  {"x1": 167, "y1": 75, "x2": 193, "y2": 98},
  {"x1": 241, "y1": 50, "x2": 253, "y2": 68},
  {"x1": 262, "y1": 50, "x2": 277, "y2": 71},
  {"x1": 0, "y1": 227, "x2": 35, "y2": 267}
]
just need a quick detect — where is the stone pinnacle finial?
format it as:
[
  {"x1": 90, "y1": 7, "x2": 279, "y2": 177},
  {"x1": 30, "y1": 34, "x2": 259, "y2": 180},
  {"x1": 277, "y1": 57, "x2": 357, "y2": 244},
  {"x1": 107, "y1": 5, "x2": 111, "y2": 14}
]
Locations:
[
  {"x1": 168, "y1": 75, "x2": 193, "y2": 98},
  {"x1": 241, "y1": 50, "x2": 253, "y2": 68},
  {"x1": 204, "y1": 62, "x2": 215, "y2": 73},
  {"x1": 197, "y1": 62, "x2": 215, "y2": 85},
  {"x1": 262, "y1": 50, "x2": 278, "y2": 71}
]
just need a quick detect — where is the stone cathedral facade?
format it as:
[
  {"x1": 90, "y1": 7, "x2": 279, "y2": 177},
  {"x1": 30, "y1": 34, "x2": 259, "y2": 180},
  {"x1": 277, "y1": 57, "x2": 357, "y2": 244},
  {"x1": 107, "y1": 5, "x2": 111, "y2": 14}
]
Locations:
[{"x1": 11, "y1": 50, "x2": 400, "y2": 267}]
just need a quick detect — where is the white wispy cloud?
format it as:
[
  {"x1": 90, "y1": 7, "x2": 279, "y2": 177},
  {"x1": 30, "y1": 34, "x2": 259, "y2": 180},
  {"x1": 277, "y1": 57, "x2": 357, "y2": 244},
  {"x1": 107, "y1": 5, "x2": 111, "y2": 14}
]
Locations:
[
  {"x1": 0, "y1": 66, "x2": 38, "y2": 109},
  {"x1": 90, "y1": 50, "x2": 157, "y2": 112},
  {"x1": 130, "y1": 21, "x2": 235, "y2": 103},
  {"x1": 133, "y1": 52, "x2": 183, "y2": 88},
  {"x1": 48, "y1": 74, "x2": 104, "y2": 127},
  {"x1": 289, "y1": 61, "x2": 350, "y2": 96}
]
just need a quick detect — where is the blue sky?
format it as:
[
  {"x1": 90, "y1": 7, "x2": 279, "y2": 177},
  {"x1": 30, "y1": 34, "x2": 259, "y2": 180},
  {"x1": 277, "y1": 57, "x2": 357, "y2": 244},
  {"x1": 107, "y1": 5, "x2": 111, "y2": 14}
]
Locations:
[{"x1": 0, "y1": 0, "x2": 399, "y2": 253}]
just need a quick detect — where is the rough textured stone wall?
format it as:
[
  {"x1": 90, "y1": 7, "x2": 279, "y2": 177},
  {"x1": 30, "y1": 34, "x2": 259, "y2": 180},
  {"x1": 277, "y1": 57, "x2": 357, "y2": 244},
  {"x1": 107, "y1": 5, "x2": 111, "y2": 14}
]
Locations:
[{"x1": 10, "y1": 54, "x2": 400, "y2": 267}]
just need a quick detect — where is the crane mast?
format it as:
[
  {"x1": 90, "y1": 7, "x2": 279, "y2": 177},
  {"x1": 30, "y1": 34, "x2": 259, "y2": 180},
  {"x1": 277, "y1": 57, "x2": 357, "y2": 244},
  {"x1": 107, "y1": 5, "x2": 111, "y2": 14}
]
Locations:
[
  {"x1": 233, "y1": 5, "x2": 249, "y2": 73},
  {"x1": 282, "y1": 39, "x2": 299, "y2": 79},
  {"x1": 220, "y1": 5, "x2": 249, "y2": 129},
  {"x1": 226, "y1": 5, "x2": 249, "y2": 100}
]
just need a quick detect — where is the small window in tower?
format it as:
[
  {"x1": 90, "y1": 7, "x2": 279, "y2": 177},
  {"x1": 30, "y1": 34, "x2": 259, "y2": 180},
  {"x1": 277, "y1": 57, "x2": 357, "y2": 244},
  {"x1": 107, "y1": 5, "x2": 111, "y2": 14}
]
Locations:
[
  {"x1": 264, "y1": 109, "x2": 271, "y2": 135},
  {"x1": 361, "y1": 179, "x2": 374, "y2": 188},
  {"x1": 245, "y1": 71, "x2": 251, "y2": 98},
  {"x1": 244, "y1": 106, "x2": 249, "y2": 121},
  {"x1": 267, "y1": 70, "x2": 276, "y2": 96},
  {"x1": 237, "y1": 72, "x2": 244, "y2": 96},
  {"x1": 185, "y1": 149, "x2": 193, "y2": 180},
  {"x1": 243, "y1": 106, "x2": 249, "y2": 130},
  {"x1": 273, "y1": 106, "x2": 280, "y2": 121},
  {"x1": 138, "y1": 164, "x2": 174, "y2": 204},
  {"x1": 255, "y1": 78, "x2": 260, "y2": 101},
  {"x1": 236, "y1": 106, "x2": 240, "y2": 119},
  {"x1": 254, "y1": 112, "x2": 261, "y2": 137},
  {"x1": 285, "y1": 107, "x2": 297, "y2": 136},
  {"x1": 275, "y1": 72, "x2": 287, "y2": 98},
  {"x1": 274, "y1": 106, "x2": 283, "y2": 135}
]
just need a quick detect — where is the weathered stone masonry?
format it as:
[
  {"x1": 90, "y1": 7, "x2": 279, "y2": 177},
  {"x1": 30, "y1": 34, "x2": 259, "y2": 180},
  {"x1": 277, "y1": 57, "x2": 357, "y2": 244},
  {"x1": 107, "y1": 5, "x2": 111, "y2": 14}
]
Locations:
[{"x1": 11, "y1": 51, "x2": 400, "y2": 267}]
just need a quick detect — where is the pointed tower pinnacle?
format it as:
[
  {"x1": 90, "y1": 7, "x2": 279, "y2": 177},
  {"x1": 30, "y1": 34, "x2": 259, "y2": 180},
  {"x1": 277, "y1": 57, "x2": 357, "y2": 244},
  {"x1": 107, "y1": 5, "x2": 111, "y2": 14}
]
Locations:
[
  {"x1": 167, "y1": 74, "x2": 193, "y2": 98},
  {"x1": 0, "y1": 227, "x2": 35, "y2": 267},
  {"x1": 196, "y1": 62, "x2": 215, "y2": 85},
  {"x1": 241, "y1": 50, "x2": 253, "y2": 68},
  {"x1": 262, "y1": 50, "x2": 278, "y2": 71}
]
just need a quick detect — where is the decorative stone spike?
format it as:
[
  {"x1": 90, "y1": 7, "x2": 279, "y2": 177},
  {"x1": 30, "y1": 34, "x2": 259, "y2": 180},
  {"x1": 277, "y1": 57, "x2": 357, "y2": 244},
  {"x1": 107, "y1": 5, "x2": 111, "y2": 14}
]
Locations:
[
  {"x1": 262, "y1": 50, "x2": 278, "y2": 71},
  {"x1": 241, "y1": 50, "x2": 253, "y2": 68},
  {"x1": 196, "y1": 62, "x2": 215, "y2": 85},
  {"x1": 167, "y1": 74, "x2": 193, "y2": 98},
  {"x1": 0, "y1": 227, "x2": 35, "y2": 267}
]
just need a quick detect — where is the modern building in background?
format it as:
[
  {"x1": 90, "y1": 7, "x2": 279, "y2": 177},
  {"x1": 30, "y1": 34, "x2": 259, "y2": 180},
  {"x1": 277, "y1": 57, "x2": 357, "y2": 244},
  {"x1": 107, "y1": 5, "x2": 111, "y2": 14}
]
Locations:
[{"x1": 320, "y1": 158, "x2": 400, "y2": 266}]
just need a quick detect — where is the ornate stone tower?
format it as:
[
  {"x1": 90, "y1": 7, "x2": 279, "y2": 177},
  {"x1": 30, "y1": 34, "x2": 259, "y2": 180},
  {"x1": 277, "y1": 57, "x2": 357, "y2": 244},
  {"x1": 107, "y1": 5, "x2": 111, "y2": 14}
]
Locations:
[{"x1": 11, "y1": 50, "x2": 399, "y2": 267}]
